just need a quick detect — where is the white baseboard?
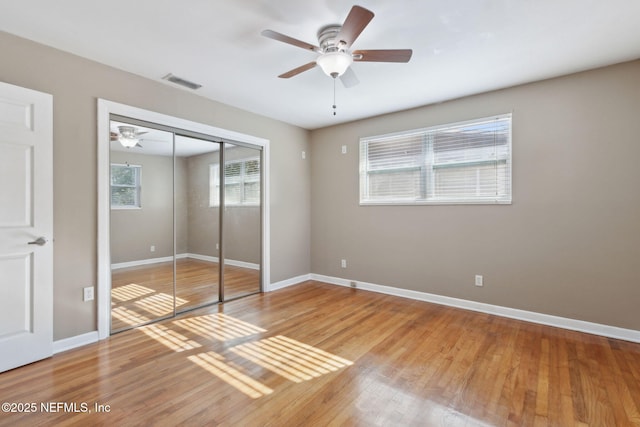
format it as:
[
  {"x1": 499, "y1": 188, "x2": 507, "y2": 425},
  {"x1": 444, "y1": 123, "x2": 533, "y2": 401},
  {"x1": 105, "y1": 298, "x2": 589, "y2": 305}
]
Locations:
[
  {"x1": 225, "y1": 259, "x2": 260, "y2": 271},
  {"x1": 111, "y1": 255, "x2": 175, "y2": 270},
  {"x1": 53, "y1": 331, "x2": 99, "y2": 354},
  {"x1": 268, "y1": 274, "x2": 311, "y2": 292},
  {"x1": 112, "y1": 253, "x2": 259, "y2": 271},
  {"x1": 187, "y1": 253, "x2": 260, "y2": 271},
  {"x1": 184, "y1": 253, "x2": 219, "y2": 264},
  {"x1": 309, "y1": 274, "x2": 640, "y2": 344}
]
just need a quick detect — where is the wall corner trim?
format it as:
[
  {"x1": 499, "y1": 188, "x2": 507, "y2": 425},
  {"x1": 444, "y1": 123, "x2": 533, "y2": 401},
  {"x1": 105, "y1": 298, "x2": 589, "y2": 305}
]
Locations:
[
  {"x1": 53, "y1": 331, "x2": 99, "y2": 354},
  {"x1": 309, "y1": 274, "x2": 640, "y2": 344}
]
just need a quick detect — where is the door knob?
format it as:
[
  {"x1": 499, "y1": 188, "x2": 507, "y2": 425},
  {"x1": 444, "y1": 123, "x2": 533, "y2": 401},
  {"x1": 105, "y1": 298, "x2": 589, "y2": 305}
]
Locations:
[{"x1": 28, "y1": 237, "x2": 47, "y2": 246}]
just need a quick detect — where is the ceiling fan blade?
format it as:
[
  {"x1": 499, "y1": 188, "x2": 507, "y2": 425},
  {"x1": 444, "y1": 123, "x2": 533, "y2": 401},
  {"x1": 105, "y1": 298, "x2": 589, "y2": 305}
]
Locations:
[
  {"x1": 340, "y1": 67, "x2": 359, "y2": 88},
  {"x1": 353, "y1": 49, "x2": 413, "y2": 63},
  {"x1": 278, "y1": 61, "x2": 317, "y2": 78},
  {"x1": 261, "y1": 29, "x2": 320, "y2": 52},
  {"x1": 336, "y1": 5, "x2": 374, "y2": 48}
]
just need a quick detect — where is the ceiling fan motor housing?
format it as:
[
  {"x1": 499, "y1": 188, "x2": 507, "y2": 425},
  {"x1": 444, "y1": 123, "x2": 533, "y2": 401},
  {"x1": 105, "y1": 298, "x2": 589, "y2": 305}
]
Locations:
[
  {"x1": 118, "y1": 126, "x2": 137, "y2": 139},
  {"x1": 317, "y1": 25, "x2": 345, "y2": 53}
]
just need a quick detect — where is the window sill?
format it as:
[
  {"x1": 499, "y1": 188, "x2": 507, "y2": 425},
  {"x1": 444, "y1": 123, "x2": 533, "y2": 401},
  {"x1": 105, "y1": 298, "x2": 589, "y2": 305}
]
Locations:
[{"x1": 111, "y1": 206, "x2": 142, "y2": 210}]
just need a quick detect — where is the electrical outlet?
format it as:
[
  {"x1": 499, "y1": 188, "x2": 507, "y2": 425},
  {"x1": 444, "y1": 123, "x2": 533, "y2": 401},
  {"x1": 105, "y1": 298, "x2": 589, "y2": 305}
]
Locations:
[
  {"x1": 302, "y1": 151, "x2": 306, "y2": 159},
  {"x1": 150, "y1": 245, "x2": 155, "y2": 252},
  {"x1": 350, "y1": 281, "x2": 357, "y2": 288},
  {"x1": 475, "y1": 275, "x2": 483, "y2": 287},
  {"x1": 341, "y1": 145, "x2": 347, "y2": 154},
  {"x1": 83, "y1": 286, "x2": 94, "y2": 302},
  {"x1": 341, "y1": 259, "x2": 347, "y2": 268}
]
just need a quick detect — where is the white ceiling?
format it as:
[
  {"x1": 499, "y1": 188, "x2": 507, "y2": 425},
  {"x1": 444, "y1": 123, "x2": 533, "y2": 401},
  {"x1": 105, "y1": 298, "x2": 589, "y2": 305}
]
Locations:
[{"x1": 2, "y1": 0, "x2": 640, "y2": 130}]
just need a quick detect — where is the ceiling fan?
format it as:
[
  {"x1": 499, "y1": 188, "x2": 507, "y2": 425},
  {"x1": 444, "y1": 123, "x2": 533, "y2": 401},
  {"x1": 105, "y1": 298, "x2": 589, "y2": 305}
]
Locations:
[
  {"x1": 261, "y1": 5, "x2": 412, "y2": 88},
  {"x1": 110, "y1": 125, "x2": 147, "y2": 148}
]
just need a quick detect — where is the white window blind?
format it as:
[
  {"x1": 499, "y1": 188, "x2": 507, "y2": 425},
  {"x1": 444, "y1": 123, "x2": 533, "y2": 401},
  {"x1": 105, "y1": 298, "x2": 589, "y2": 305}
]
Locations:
[
  {"x1": 210, "y1": 157, "x2": 261, "y2": 206},
  {"x1": 359, "y1": 114, "x2": 512, "y2": 205}
]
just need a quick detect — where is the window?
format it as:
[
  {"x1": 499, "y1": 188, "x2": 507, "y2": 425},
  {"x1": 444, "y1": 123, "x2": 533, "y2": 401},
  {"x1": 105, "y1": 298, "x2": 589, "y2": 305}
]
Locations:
[
  {"x1": 111, "y1": 164, "x2": 141, "y2": 208},
  {"x1": 210, "y1": 157, "x2": 260, "y2": 206},
  {"x1": 359, "y1": 114, "x2": 512, "y2": 205}
]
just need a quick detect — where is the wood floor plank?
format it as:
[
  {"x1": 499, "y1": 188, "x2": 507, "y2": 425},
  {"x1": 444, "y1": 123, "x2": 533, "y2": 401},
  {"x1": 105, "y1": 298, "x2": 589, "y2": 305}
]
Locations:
[{"x1": 1, "y1": 281, "x2": 639, "y2": 426}]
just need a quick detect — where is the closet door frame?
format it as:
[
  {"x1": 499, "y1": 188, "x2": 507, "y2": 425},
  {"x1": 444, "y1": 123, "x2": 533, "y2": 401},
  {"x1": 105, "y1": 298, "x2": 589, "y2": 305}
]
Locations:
[{"x1": 97, "y1": 99, "x2": 270, "y2": 340}]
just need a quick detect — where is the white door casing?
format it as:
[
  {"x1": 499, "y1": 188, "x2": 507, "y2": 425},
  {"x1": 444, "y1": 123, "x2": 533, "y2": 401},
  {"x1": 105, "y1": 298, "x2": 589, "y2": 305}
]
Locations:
[{"x1": 0, "y1": 81, "x2": 53, "y2": 372}]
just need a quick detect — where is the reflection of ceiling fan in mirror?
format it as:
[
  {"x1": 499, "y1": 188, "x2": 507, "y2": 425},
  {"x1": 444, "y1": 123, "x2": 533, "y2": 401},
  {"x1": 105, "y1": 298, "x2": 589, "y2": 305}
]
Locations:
[
  {"x1": 261, "y1": 5, "x2": 412, "y2": 88},
  {"x1": 110, "y1": 126, "x2": 148, "y2": 148}
]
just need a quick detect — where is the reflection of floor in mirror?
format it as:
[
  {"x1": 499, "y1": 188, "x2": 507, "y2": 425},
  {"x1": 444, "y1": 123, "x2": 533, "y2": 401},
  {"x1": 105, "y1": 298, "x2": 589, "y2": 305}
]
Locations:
[{"x1": 111, "y1": 258, "x2": 260, "y2": 332}]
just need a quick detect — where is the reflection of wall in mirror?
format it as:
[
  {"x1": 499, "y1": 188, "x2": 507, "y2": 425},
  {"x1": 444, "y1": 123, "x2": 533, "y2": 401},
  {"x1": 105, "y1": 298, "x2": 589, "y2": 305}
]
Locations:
[
  {"x1": 187, "y1": 146, "x2": 261, "y2": 264},
  {"x1": 110, "y1": 146, "x2": 260, "y2": 266},
  {"x1": 110, "y1": 151, "x2": 181, "y2": 264}
]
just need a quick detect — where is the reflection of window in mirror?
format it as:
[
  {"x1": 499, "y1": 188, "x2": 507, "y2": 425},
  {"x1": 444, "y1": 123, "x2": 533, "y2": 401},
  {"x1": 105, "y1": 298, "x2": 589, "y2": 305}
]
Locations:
[
  {"x1": 111, "y1": 163, "x2": 142, "y2": 209},
  {"x1": 209, "y1": 157, "x2": 260, "y2": 207}
]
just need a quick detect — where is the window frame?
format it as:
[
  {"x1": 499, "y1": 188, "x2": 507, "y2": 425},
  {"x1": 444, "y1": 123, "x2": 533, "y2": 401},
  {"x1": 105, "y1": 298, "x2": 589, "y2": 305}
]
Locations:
[
  {"x1": 110, "y1": 163, "x2": 142, "y2": 209},
  {"x1": 209, "y1": 156, "x2": 261, "y2": 207},
  {"x1": 359, "y1": 114, "x2": 512, "y2": 206}
]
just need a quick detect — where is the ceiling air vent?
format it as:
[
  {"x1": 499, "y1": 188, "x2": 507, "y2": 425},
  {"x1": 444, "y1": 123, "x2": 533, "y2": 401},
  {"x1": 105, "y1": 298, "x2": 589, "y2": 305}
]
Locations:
[{"x1": 162, "y1": 73, "x2": 202, "y2": 90}]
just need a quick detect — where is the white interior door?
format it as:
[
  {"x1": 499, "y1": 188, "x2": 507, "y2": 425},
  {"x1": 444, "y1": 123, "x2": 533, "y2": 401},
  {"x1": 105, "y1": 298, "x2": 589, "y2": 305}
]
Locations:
[{"x1": 0, "y1": 81, "x2": 53, "y2": 372}]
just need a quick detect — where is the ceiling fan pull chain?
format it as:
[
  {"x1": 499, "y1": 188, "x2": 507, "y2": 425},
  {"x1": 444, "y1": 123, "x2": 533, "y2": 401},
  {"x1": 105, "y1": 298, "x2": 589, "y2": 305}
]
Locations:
[{"x1": 332, "y1": 77, "x2": 337, "y2": 116}]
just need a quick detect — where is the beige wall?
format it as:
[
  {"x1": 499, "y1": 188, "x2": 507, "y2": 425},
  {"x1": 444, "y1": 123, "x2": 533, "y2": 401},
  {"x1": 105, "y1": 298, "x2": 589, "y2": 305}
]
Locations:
[
  {"x1": 185, "y1": 151, "x2": 219, "y2": 258},
  {"x1": 176, "y1": 156, "x2": 189, "y2": 255},
  {"x1": 0, "y1": 31, "x2": 311, "y2": 340},
  {"x1": 185, "y1": 147, "x2": 261, "y2": 264},
  {"x1": 110, "y1": 151, "x2": 178, "y2": 263},
  {"x1": 310, "y1": 60, "x2": 640, "y2": 331},
  {"x1": 220, "y1": 145, "x2": 262, "y2": 264}
]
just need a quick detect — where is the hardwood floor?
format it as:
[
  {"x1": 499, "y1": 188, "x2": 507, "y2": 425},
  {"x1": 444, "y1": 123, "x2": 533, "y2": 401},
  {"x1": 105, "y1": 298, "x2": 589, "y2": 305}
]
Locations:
[
  {"x1": 1, "y1": 281, "x2": 639, "y2": 426},
  {"x1": 111, "y1": 258, "x2": 260, "y2": 331}
]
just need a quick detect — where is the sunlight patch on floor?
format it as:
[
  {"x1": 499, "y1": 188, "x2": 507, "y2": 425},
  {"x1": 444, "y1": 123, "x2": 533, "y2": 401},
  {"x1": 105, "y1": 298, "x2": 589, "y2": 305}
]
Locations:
[
  {"x1": 230, "y1": 335, "x2": 353, "y2": 383},
  {"x1": 188, "y1": 351, "x2": 273, "y2": 399},
  {"x1": 111, "y1": 305, "x2": 151, "y2": 326},
  {"x1": 134, "y1": 293, "x2": 188, "y2": 317},
  {"x1": 111, "y1": 283, "x2": 156, "y2": 302},
  {"x1": 174, "y1": 313, "x2": 266, "y2": 341},
  {"x1": 129, "y1": 313, "x2": 352, "y2": 399},
  {"x1": 140, "y1": 323, "x2": 201, "y2": 352}
]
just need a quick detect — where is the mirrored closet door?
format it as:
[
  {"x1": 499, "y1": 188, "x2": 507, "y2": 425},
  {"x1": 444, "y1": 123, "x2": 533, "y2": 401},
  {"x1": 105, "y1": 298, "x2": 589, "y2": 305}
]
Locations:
[
  {"x1": 175, "y1": 135, "x2": 220, "y2": 312},
  {"x1": 109, "y1": 122, "x2": 175, "y2": 331},
  {"x1": 222, "y1": 142, "x2": 262, "y2": 300},
  {"x1": 109, "y1": 117, "x2": 262, "y2": 333}
]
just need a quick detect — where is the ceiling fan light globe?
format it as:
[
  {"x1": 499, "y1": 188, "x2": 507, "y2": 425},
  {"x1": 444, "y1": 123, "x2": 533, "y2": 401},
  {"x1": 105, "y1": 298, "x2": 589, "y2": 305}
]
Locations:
[
  {"x1": 119, "y1": 136, "x2": 139, "y2": 148},
  {"x1": 316, "y1": 51, "x2": 353, "y2": 77}
]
